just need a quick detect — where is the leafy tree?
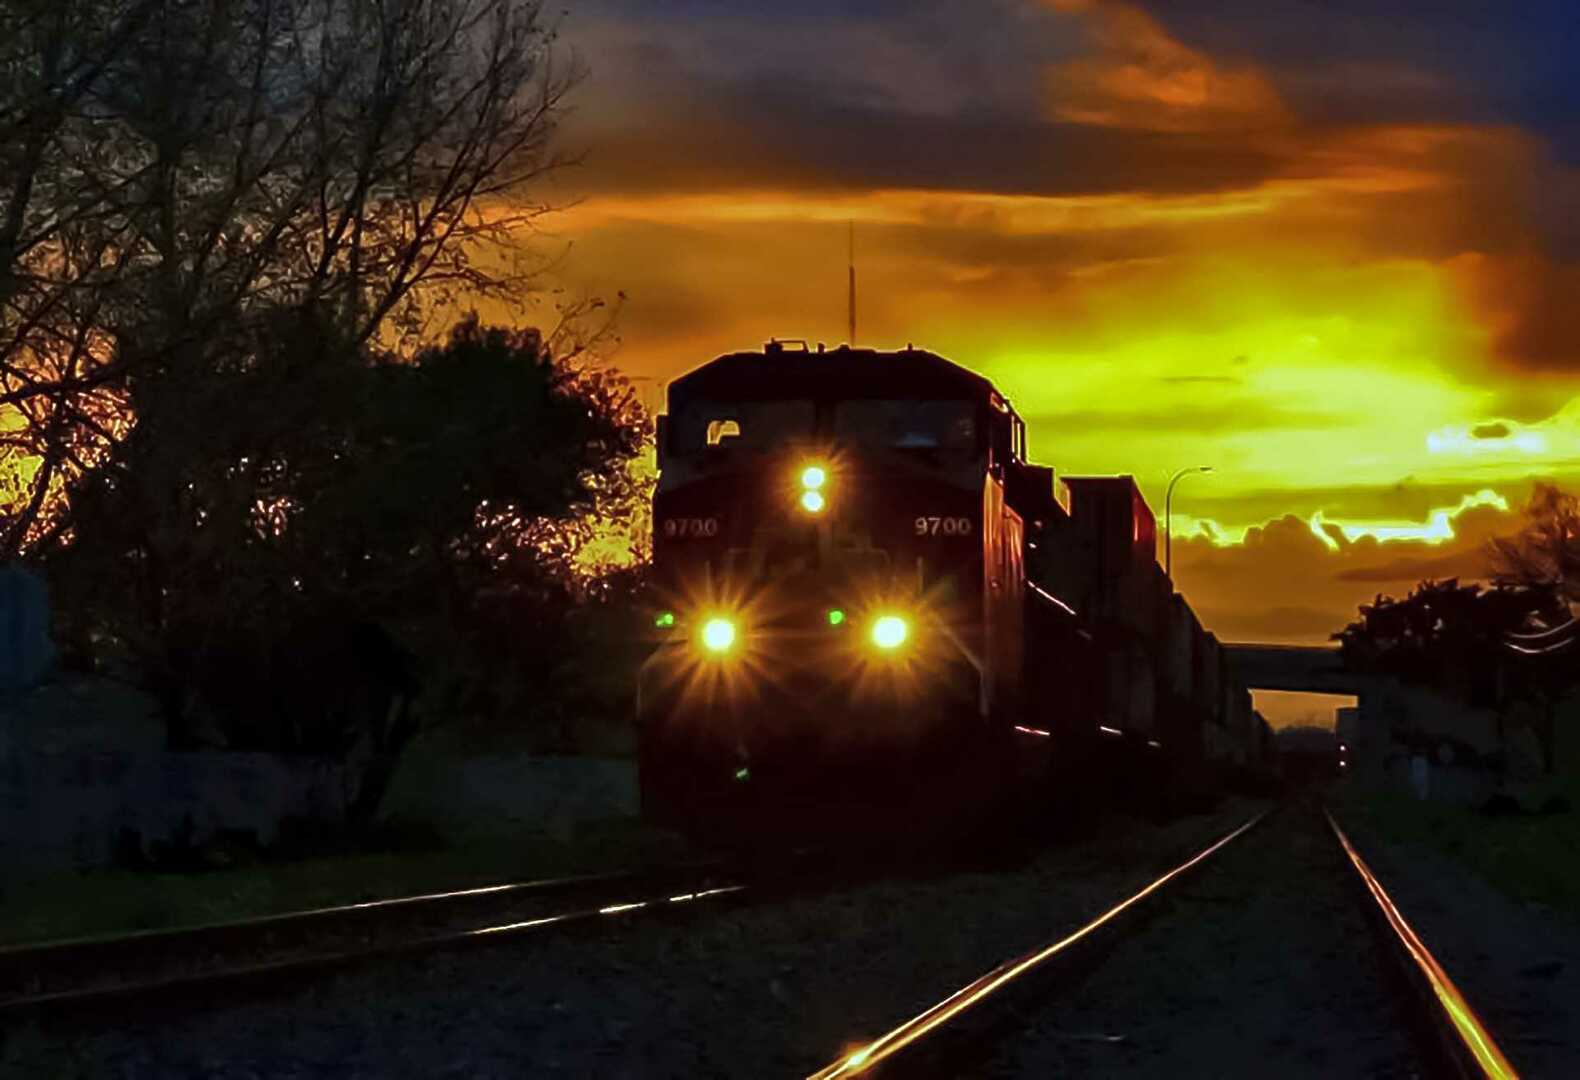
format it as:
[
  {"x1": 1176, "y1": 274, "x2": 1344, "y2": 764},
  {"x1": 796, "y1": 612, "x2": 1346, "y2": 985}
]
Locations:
[
  {"x1": 49, "y1": 316, "x2": 649, "y2": 826},
  {"x1": 1335, "y1": 577, "x2": 1569, "y2": 775},
  {"x1": 1333, "y1": 578, "x2": 1559, "y2": 697}
]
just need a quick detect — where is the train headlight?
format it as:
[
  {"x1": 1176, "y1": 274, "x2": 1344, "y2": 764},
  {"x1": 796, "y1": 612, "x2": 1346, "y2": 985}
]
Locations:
[
  {"x1": 798, "y1": 462, "x2": 828, "y2": 514},
  {"x1": 700, "y1": 617, "x2": 737, "y2": 654},
  {"x1": 870, "y1": 615, "x2": 909, "y2": 650}
]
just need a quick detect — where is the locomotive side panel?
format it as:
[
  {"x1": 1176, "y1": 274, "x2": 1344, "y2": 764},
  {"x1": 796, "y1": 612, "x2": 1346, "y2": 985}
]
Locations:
[{"x1": 982, "y1": 477, "x2": 1025, "y2": 719}]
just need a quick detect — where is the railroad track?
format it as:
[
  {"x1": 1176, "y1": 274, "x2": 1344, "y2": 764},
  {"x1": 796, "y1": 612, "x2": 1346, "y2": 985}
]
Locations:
[
  {"x1": 808, "y1": 800, "x2": 1520, "y2": 1078},
  {"x1": 0, "y1": 857, "x2": 758, "y2": 1018},
  {"x1": 1, "y1": 834, "x2": 1005, "y2": 1024}
]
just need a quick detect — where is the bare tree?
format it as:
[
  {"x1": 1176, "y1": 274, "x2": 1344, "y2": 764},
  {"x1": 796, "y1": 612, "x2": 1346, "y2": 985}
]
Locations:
[
  {"x1": 1489, "y1": 483, "x2": 1580, "y2": 611},
  {"x1": 0, "y1": 0, "x2": 161, "y2": 552},
  {"x1": 0, "y1": 0, "x2": 579, "y2": 556}
]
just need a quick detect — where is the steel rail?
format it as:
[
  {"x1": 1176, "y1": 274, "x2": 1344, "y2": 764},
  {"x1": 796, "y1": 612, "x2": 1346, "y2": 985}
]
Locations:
[
  {"x1": 806, "y1": 810, "x2": 1269, "y2": 1079},
  {"x1": 0, "y1": 876, "x2": 748, "y2": 1015},
  {"x1": 0, "y1": 840, "x2": 850, "y2": 1017},
  {"x1": 1324, "y1": 810, "x2": 1519, "y2": 1080},
  {"x1": 0, "y1": 860, "x2": 726, "y2": 962},
  {"x1": 0, "y1": 855, "x2": 756, "y2": 1017}
]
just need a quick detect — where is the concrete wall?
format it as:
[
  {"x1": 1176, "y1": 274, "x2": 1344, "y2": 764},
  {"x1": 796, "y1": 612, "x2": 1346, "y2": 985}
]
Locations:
[
  {"x1": 0, "y1": 676, "x2": 353, "y2": 874},
  {"x1": 1, "y1": 676, "x2": 640, "y2": 877},
  {"x1": 382, "y1": 749, "x2": 637, "y2": 844},
  {"x1": 1, "y1": 743, "x2": 640, "y2": 877},
  {"x1": 0, "y1": 564, "x2": 52, "y2": 696},
  {"x1": 1341, "y1": 682, "x2": 1580, "y2": 806},
  {"x1": 1380, "y1": 754, "x2": 1498, "y2": 807},
  {"x1": 1369, "y1": 682, "x2": 1502, "y2": 758},
  {"x1": 0, "y1": 746, "x2": 351, "y2": 874}
]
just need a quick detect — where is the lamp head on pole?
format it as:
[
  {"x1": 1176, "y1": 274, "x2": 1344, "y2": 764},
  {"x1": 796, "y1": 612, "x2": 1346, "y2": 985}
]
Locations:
[{"x1": 1165, "y1": 464, "x2": 1214, "y2": 582}]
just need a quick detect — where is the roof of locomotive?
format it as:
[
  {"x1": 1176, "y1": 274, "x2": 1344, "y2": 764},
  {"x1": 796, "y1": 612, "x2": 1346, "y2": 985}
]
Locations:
[{"x1": 667, "y1": 343, "x2": 998, "y2": 405}]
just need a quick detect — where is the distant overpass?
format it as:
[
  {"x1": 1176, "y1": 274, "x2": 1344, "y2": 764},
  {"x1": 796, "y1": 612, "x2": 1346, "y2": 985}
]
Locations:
[{"x1": 1224, "y1": 644, "x2": 1375, "y2": 696}]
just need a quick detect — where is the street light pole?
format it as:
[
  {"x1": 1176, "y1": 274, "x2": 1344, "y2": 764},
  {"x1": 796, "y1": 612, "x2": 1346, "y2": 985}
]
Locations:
[{"x1": 1165, "y1": 465, "x2": 1214, "y2": 582}]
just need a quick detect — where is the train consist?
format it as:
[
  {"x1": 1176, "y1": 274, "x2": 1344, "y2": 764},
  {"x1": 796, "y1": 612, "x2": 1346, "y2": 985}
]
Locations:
[{"x1": 637, "y1": 341, "x2": 1274, "y2": 835}]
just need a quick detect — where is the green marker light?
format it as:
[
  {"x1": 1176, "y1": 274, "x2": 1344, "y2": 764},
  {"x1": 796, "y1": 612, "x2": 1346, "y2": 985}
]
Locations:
[
  {"x1": 654, "y1": 611, "x2": 675, "y2": 628},
  {"x1": 827, "y1": 609, "x2": 845, "y2": 626},
  {"x1": 734, "y1": 766, "x2": 750, "y2": 782}
]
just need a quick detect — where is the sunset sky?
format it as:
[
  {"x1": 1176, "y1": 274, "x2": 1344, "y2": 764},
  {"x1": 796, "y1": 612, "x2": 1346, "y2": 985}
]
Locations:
[{"x1": 532, "y1": 1, "x2": 1579, "y2": 667}]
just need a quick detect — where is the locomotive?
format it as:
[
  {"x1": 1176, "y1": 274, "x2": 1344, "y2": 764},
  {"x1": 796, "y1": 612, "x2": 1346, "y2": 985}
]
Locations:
[{"x1": 637, "y1": 341, "x2": 1266, "y2": 837}]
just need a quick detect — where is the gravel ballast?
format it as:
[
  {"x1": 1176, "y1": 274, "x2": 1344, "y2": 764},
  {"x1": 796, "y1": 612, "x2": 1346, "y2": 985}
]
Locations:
[
  {"x1": 4, "y1": 802, "x2": 1271, "y2": 1078},
  {"x1": 980, "y1": 801, "x2": 1420, "y2": 1078}
]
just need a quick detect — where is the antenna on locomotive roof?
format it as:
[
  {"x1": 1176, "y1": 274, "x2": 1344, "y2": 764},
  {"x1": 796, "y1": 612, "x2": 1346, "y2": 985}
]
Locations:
[{"x1": 847, "y1": 219, "x2": 856, "y2": 347}]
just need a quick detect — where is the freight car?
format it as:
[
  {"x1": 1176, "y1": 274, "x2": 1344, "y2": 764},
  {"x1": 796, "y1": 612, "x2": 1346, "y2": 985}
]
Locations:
[{"x1": 637, "y1": 341, "x2": 1259, "y2": 837}]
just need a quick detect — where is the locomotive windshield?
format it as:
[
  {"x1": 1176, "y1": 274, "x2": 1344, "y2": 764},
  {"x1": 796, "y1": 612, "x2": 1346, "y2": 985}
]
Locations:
[
  {"x1": 671, "y1": 399, "x2": 815, "y2": 454},
  {"x1": 669, "y1": 398, "x2": 978, "y2": 459},
  {"x1": 833, "y1": 400, "x2": 977, "y2": 453}
]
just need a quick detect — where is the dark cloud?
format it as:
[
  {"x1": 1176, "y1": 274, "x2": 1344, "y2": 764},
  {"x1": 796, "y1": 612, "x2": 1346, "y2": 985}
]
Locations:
[
  {"x1": 1144, "y1": 2, "x2": 1580, "y2": 158},
  {"x1": 1471, "y1": 421, "x2": 1511, "y2": 439},
  {"x1": 570, "y1": 1, "x2": 1071, "y2": 125},
  {"x1": 575, "y1": 99, "x2": 1285, "y2": 199},
  {"x1": 564, "y1": 0, "x2": 1301, "y2": 199}
]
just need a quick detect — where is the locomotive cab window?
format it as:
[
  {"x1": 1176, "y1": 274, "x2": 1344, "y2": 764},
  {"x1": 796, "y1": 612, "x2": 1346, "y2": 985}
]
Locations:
[
  {"x1": 706, "y1": 419, "x2": 741, "y2": 446},
  {"x1": 672, "y1": 400, "x2": 815, "y2": 457}
]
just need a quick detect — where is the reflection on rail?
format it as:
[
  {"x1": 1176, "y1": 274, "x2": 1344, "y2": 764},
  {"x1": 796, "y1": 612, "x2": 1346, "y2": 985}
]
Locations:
[
  {"x1": 808, "y1": 812, "x2": 1267, "y2": 1079},
  {"x1": 466, "y1": 887, "x2": 743, "y2": 939},
  {"x1": 1, "y1": 880, "x2": 748, "y2": 1013},
  {"x1": 0, "y1": 864, "x2": 731, "y2": 959},
  {"x1": 1325, "y1": 811, "x2": 1518, "y2": 1080}
]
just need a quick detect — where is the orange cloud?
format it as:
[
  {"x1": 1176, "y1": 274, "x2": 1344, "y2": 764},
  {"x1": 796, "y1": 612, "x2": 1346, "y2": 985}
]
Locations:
[
  {"x1": 1047, "y1": 0, "x2": 1289, "y2": 133},
  {"x1": 1173, "y1": 496, "x2": 1521, "y2": 646}
]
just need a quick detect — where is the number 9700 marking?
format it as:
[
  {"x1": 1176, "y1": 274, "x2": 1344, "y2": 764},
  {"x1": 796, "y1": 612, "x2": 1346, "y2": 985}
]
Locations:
[
  {"x1": 662, "y1": 517, "x2": 719, "y2": 538},
  {"x1": 916, "y1": 516, "x2": 972, "y2": 536}
]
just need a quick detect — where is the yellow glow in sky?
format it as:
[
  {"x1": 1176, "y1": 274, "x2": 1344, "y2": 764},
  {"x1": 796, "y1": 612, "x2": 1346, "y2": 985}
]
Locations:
[{"x1": 537, "y1": 1, "x2": 1580, "y2": 644}]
